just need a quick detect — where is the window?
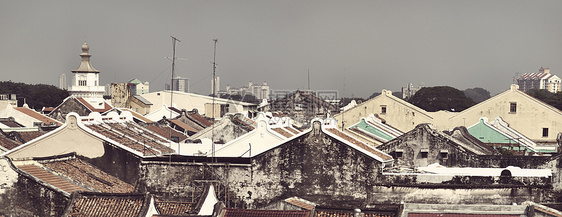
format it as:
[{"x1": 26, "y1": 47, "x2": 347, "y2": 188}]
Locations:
[
  {"x1": 509, "y1": 102, "x2": 517, "y2": 113},
  {"x1": 394, "y1": 149, "x2": 403, "y2": 158},
  {"x1": 79, "y1": 80, "x2": 87, "y2": 86},
  {"x1": 381, "y1": 105, "x2": 387, "y2": 114},
  {"x1": 440, "y1": 150, "x2": 449, "y2": 159},
  {"x1": 543, "y1": 128, "x2": 549, "y2": 137},
  {"x1": 420, "y1": 149, "x2": 429, "y2": 158}
]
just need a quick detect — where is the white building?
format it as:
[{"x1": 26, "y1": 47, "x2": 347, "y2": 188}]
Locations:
[
  {"x1": 68, "y1": 42, "x2": 106, "y2": 99},
  {"x1": 129, "y1": 78, "x2": 150, "y2": 95},
  {"x1": 517, "y1": 67, "x2": 561, "y2": 93},
  {"x1": 225, "y1": 81, "x2": 270, "y2": 100}
]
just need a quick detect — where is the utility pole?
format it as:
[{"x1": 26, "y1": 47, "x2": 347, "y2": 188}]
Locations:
[
  {"x1": 211, "y1": 38, "x2": 218, "y2": 162},
  {"x1": 170, "y1": 36, "x2": 180, "y2": 149}
]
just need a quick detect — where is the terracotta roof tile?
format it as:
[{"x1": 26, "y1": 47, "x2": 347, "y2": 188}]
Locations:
[
  {"x1": 18, "y1": 131, "x2": 46, "y2": 143},
  {"x1": 120, "y1": 108, "x2": 153, "y2": 123},
  {"x1": 146, "y1": 125, "x2": 188, "y2": 142},
  {"x1": 0, "y1": 120, "x2": 24, "y2": 127},
  {"x1": 86, "y1": 122, "x2": 175, "y2": 156},
  {"x1": 18, "y1": 164, "x2": 87, "y2": 194},
  {"x1": 272, "y1": 127, "x2": 293, "y2": 138},
  {"x1": 315, "y1": 210, "x2": 394, "y2": 217},
  {"x1": 187, "y1": 112, "x2": 213, "y2": 128},
  {"x1": 223, "y1": 208, "x2": 310, "y2": 217},
  {"x1": 14, "y1": 107, "x2": 61, "y2": 126},
  {"x1": 65, "y1": 192, "x2": 149, "y2": 217},
  {"x1": 41, "y1": 158, "x2": 134, "y2": 193},
  {"x1": 284, "y1": 197, "x2": 315, "y2": 210},
  {"x1": 77, "y1": 97, "x2": 113, "y2": 113},
  {"x1": 155, "y1": 201, "x2": 195, "y2": 215},
  {"x1": 325, "y1": 128, "x2": 392, "y2": 161},
  {"x1": 0, "y1": 135, "x2": 22, "y2": 150},
  {"x1": 284, "y1": 127, "x2": 300, "y2": 135},
  {"x1": 170, "y1": 119, "x2": 199, "y2": 133}
]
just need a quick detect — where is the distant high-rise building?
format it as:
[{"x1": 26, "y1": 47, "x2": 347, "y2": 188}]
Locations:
[
  {"x1": 166, "y1": 76, "x2": 189, "y2": 93},
  {"x1": 68, "y1": 42, "x2": 105, "y2": 99},
  {"x1": 517, "y1": 67, "x2": 561, "y2": 93},
  {"x1": 402, "y1": 83, "x2": 424, "y2": 99},
  {"x1": 225, "y1": 81, "x2": 270, "y2": 100},
  {"x1": 129, "y1": 78, "x2": 150, "y2": 95},
  {"x1": 59, "y1": 74, "x2": 67, "y2": 90}
]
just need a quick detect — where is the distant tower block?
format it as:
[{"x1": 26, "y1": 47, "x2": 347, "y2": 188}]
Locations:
[{"x1": 59, "y1": 74, "x2": 67, "y2": 89}]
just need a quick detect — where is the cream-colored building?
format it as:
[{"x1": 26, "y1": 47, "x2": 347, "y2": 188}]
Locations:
[
  {"x1": 141, "y1": 90, "x2": 256, "y2": 119},
  {"x1": 68, "y1": 42, "x2": 105, "y2": 99},
  {"x1": 517, "y1": 67, "x2": 561, "y2": 93},
  {"x1": 334, "y1": 85, "x2": 562, "y2": 145}
]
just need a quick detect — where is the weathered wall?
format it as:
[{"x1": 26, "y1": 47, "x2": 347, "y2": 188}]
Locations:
[
  {"x1": 49, "y1": 98, "x2": 90, "y2": 123},
  {"x1": 0, "y1": 158, "x2": 68, "y2": 216},
  {"x1": 140, "y1": 125, "x2": 383, "y2": 209},
  {"x1": 80, "y1": 141, "x2": 142, "y2": 185},
  {"x1": 110, "y1": 83, "x2": 131, "y2": 108}
]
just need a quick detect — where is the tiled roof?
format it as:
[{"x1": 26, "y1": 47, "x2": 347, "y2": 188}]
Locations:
[
  {"x1": 14, "y1": 107, "x2": 62, "y2": 126},
  {"x1": 315, "y1": 210, "x2": 393, "y2": 217},
  {"x1": 325, "y1": 128, "x2": 393, "y2": 161},
  {"x1": 284, "y1": 127, "x2": 300, "y2": 135},
  {"x1": 18, "y1": 164, "x2": 87, "y2": 194},
  {"x1": 77, "y1": 97, "x2": 113, "y2": 113},
  {"x1": 18, "y1": 131, "x2": 46, "y2": 143},
  {"x1": 222, "y1": 208, "x2": 310, "y2": 217},
  {"x1": 0, "y1": 135, "x2": 22, "y2": 150},
  {"x1": 41, "y1": 158, "x2": 134, "y2": 193},
  {"x1": 120, "y1": 108, "x2": 153, "y2": 123},
  {"x1": 408, "y1": 214, "x2": 520, "y2": 217},
  {"x1": 63, "y1": 192, "x2": 150, "y2": 217},
  {"x1": 155, "y1": 201, "x2": 195, "y2": 215},
  {"x1": 272, "y1": 127, "x2": 294, "y2": 138},
  {"x1": 146, "y1": 125, "x2": 188, "y2": 142},
  {"x1": 85, "y1": 121, "x2": 175, "y2": 156},
  {"x1": 284, "y1": 197, "x2": 315, "y2": 210},
  {"x1": 0, "y1": 120, "x2": 24, "y2": 127},
  {"x1": 170, "y1": 119, "x2": 199, "y2": 133},
  {"x1": 187, "y1": 112, "x2": 213, "y2": 128}
]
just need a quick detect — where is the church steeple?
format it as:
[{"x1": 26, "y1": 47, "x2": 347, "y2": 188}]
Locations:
[{"x1": 72, "y1": 42, "x2": 99, "y2": 73}]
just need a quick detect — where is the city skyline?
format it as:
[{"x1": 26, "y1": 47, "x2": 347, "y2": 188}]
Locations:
[{"x1": 2, "y1": 1, "x2": 562, "y2": 98}]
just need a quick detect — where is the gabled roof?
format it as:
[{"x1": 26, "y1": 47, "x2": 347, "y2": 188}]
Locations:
[
  {"x1": 154, "y1": 200, "x2": 196, "y2": 216},
  {"x1": 212, "y1": 113, "x2": 301, "y2": 157},
  {"x1": 3, "y1": 111, "x2": 177, "y2": 159},
  {"x1": 76, "y1": 97, "x2": 113, "y2": 113},
  {"x1": 116, "y1": 108, "x2": 153, "y2": 123},
  {"x1": 145, "y1": 124, "x2": 188, "y2": 142},
  {"x1": 170, "y1": 119, "x2": 198, "y2": 134},
  {"x1": 346, "y1": 115, "x2": 403, "y2": 145},
  {"x1": 14, "y1": 154, "x2": 134, "y2": 195},
  {"x1": 467, "y1": 117, "x2": 537, "y2": 152},
  {"x1": 145, "y1": 105, "x2": 180, "y2": 122},
  {"x1": 61, "y1": 192, "x2": 156, "y2": 217},
  {"x1": 13, "y1": 106, "x2": 62, "y2": 126}
]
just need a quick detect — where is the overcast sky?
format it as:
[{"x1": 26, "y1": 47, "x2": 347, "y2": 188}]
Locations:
[{"x1": 2, "y1": 0, "x2": 562, "y2": 98}]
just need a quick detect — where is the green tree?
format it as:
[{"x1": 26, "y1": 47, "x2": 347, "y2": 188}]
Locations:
[
  {"x1": 464, "y1": 87, "x2": 491, "y2": 103},
  {"x1": 527, "y1": 89, "x2": 562, "y2": 110},
  {"x1": 0, "y1": 81, "x2": 69, "y2": 110},
  {"x1": 408, "y1": 86, "x2": 476, "y2": 112}
]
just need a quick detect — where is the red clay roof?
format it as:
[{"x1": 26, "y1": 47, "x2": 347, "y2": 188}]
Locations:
[
  {"x1": 14, "y1": 107, "x2": 61, "y2": 126},
  {"x1": 77, "y1": 97, "x2": 113, "y2": 113},
  {"x1": 170, "y1": 119, "x2": 199, "y2": 133},
  {"x1": 64, "y1": 192, "x2": 149, "y2": 217},
  {"x1": 0, "y1": 135, "x2": 21, "y2": 150},
  {"x1": 315, "y1": 210, "x2": 393, "y2": 217},
  {"x1": 86, "y1": 122, "x2": 175, "y2": 156},
  {"x1": 146, "y1": 125, "x2": 188, "y2": 142},
  {"x1": 187, "y1": 112, "x2": 213, "y2": 128},
  {"x1": 18, "y1": 164, "x2": 87, "y2": 194},
  {"x1": 18, "y1": 131, "x2": 46, "y2": 143},
  {"x1": 120, "y1": 108, "x2": 153, "y2": 123},
  {"x1": 284, "y1": 197, "x2": 315, "y2": 210},
  {"x1": 272, "y1": 127, "x2": 294, "y2": 138},
  {"x1": 223, "y1": 208, "x2": 310, "y2": 217},
  {"x1": 325, "y1": 128, "x2": 392, "y2": 161},
  {"x1": 154, "y1": 201, "x2": 195, "y2": 215},
  {"x1": 41, "y1": 158, "x2": 134, "y2": 193}
]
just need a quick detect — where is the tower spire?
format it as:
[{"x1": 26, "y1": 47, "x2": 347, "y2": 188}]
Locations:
[{"x1": 72, "y1": 42, "x2": 99, "y2": 73}]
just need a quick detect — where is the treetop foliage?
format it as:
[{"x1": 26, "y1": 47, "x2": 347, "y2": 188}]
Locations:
[
  {"x1": 526, "y1": 89, "x2": 562, "y2": 111},
  {"x1": 0, "y1": 81, "x2": 69, "y2": 111},
  {"x1": 408, "y1": 86, "x2": 476, "y2": 112}
]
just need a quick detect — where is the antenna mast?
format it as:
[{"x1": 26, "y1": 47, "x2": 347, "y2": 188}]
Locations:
[
  {"x1": 211, "y1": 39, "x2": 218, "y2": 161},
  {"x1": 170, "y1": 36, "x2": 180, "y2": 146}
]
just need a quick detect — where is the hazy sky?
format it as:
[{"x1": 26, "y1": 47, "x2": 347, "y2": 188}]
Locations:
[{"x1": 2, "y1": 1, "x2": 562, "y2": 98}]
